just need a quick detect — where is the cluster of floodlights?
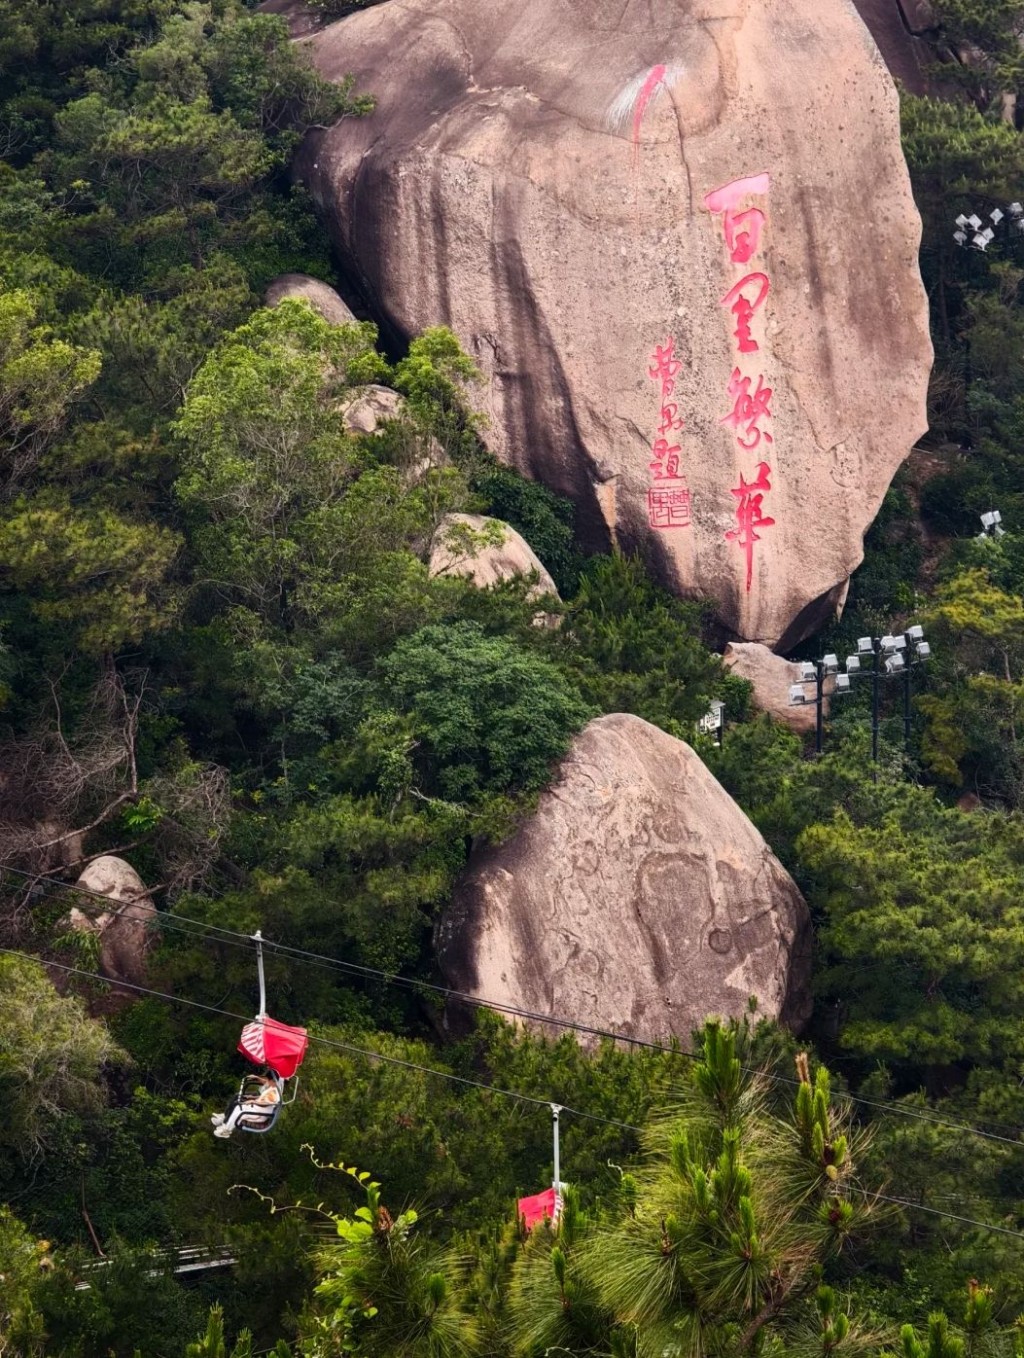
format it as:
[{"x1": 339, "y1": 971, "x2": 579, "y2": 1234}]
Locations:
[
  {"x1": 954, "y1": 203, "x2": 1024, "y2": 251},
  {"x1": 789, "y1": 628, "x2": 931, "y2": 757},
  {"x1": 979, "y1": 509, "x2": 1006, "y2": 539}
]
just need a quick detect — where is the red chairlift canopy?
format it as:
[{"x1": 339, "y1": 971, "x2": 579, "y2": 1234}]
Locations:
[
  {"x1": 517, "y1": 1187, "x2": 560, "y2": 1231},
  {"x1": 238, "y1": 1016, "x2": 308, "y2": 1079}
]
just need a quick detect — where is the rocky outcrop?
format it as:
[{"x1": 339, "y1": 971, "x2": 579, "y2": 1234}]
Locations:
[
  {"x1": 723, "y1": 641, "x2": 831, "y2": 736},
  {"x1": 265, "y1": 272, "x2": 356, "y2": 326},
  {"x1": 339, "y1": 383, "x2": 404, "y2": 435},
  {"x1": 437, "y1": 714, "x2": 812, "y2": 1045},
  {"x1": 850, "y1": 0, "x2": 937, "y2": 93},
  {"x1": 68, "y1": 856, "x2": 156, "y2": 988},
  {"x1": 429, "y1": 513, "x2": 560, "y2": 601},
  {"x1": 259, "y1": 0, "x2": 328, "y2": 39},
  {"x1": 298, "y1": 0, "x2": 931, "y2": 649}
]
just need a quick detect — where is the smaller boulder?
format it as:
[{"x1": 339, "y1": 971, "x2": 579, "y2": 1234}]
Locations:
[
  {"x1": 723, "y1": 642, "x2": 831, "y2": 736},
  {"x1": 339, "y1": 384, "x2": 405, "y2": 435},
  {"x1": 438, "y1": 713, "x2": 812, "y2": 1046},
  {"x1": 429, "y1": 514, "x2": 559, "y2": 602},
  {"x1": 69, "y1": 856, "x2": 156, "y2": 988},
  {"x1": 264, "y1": 273, "x2": 357, "y2": 327}
]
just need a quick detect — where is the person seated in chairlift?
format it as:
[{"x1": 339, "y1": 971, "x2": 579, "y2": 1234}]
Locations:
[{"x1": 211, "y1": 1071, "x2": 282, "y2": 1138}]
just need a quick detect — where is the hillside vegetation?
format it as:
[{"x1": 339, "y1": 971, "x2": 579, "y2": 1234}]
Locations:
[{"x1": 3, "y1": 1, "x2": 1024, "y2": 1354}]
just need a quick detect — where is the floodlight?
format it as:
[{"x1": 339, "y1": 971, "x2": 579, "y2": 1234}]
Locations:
[
  {"x1": 1011, "y1": 202, "x2": 1023, "y2": 216},
  {"x1": 846, "y1": 654, "x2": 861, "y2": 674},
  {"x1": 955, "y1": 213, "x2": 969, "y2": 228},
  {"x1": 981, "y1": 510, "x2": 997, "y2": 528},
  {"x1": 968, "y1": 214, "x2": 982, "y2": 230},
  {"x1": 906, "y1": 624, "x2": 924, "y2": 642},
  {"x1": 834, "y1": 673, "x2": 852, "y2": 693},
  {"x1": 857, "y1": 636, "x2": 874, "y2": 655},
  {"x1": 992, "y1": 208, "x2": 1005, "y2": 224},
  {"x1": 881, "y1": 634, "x2": 898, "y2": 651},
  {"x1": 954, "y1": 230, "x2": 968, "y2": 246},
  {"x1": 799, "y1": 661, "x2": 816, "y2": 683},
  {"x1": 788, "y1": 684, "x2": 807, "y2": 706},
  {"x1": 916, "y1": 641, "x2": 931, "y2": 660},
  {"x1": 885, "y1": 653, "x2": 905, "y2": 674},
  {"x1": 973, "y1": 233, "x2": 990, "y2": 250},
  {"x1": 982, "y1": 227, "x2": 996, "y2": 243},
  {"x1": 823, "y1": 653, "x2": 839, "y2": 673}
]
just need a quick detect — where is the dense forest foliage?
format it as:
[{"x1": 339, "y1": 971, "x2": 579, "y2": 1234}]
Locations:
[{"x1": 3, "y1": 0, "x2": 1024, "y2": 1354}]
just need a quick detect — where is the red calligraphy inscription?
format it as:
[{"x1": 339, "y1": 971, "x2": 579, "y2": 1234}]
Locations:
[
  {"x1": 648, "y1": 338, "x2": 682, "y2": 400},
  {"x1": 649, "y1": 438, "x2": 681, "y2": 480},
  {"x1": 720, "y1": 368, "x2": 773, "y2": 451},
  {"x1": 704, "y1": 173, "x2": 770, "y2": 265},
  {"x1": 726, "y1": 462, "x2": 775, "y2": 592},
  {"x1": 648, "y1": 485, "x2": 692, "y2": 529},
  {"x1": 720, "y1": 273, "x2": 770, "y2": 355},
  {"x1": 646, "y1": 336, "x2": 692, "y2": 525}
]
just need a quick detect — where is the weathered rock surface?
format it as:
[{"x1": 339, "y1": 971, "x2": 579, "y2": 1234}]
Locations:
[
  {"x1": 723, "y1": 641, "x2": 831, "y2": 735},
  {"x1": 68, "y1": 856, "x2": 156, "y2": 987},
  {"x1": 265, "y1": 272, "x2": 356, "y2": 326},
  {"x1": 429, "y1": 513, "x2": 560, "y2": 600},
  {"x1": 339, "y1": 383, "x2": 404, "y2": 435},
  {"x1": 259, "y1": 0, "x2": 327, "y2": 39},
  {"x1": 850, "y1": 0, "x2": 937, "y2": 92},
  {"x1": 437, "y1": 714, "x2": 812, "y2": 1045},
  {"x1": 299, "y1": 0, "x2": 931, "y2": 649}
]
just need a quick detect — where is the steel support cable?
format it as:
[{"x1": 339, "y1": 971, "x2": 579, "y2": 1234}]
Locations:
[
  {"x1": 2, "y1": 945, "x2": 1022, "y2": 1244},
  {"x1": 4, "y1": 864, "x2": 1024, "y2": 1147}
]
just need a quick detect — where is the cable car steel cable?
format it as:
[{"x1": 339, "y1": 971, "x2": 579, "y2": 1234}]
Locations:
[
  {"x1": 4, "y1": 863, "x2": 1024, "y2": 1147},
  {"x1": 1, "y1": 945, "x2": 1022, "y2": 1244},
  {"x1": 0, "y1": 948, "x2": 634, "y2": 1130}
]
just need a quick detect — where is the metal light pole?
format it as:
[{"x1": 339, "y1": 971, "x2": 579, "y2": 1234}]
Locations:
[
  {"x1": 788, "y1": 654, "x2": 843, "y2": 754},
  {"x1": 901, "y1": 626, "x2": 931, "y2": 750},
  {"x1": 978, "y1": 509, "x2": 1006, "y2": 540},
  {"x1": 869, "y1": 640, "x2": 881, "y2": 766},
  {"x1": 792, "y1": 632, "x2": 931, "y2": 761},
  {"x1": 954, "y1": 202, "x2": 1024, "y2": 252},
  {"x1": 843, "y1": 630, "x2": 930, "y2": 767}
]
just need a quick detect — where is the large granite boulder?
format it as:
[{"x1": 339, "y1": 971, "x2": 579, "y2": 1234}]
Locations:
[
  {"x1": 429, "y1": 513, "x2": 560, "y2": 601},
  {"x1": 298, "y1": 0, "x2": 931, "y2": 650},
  {"x1": 265, "y1": 272, "x2": 357, "y2": 326},
  {"x1": 437, "y1": 714, "x2": 812, "y2": 1045},
  {"x1": 68, "y1": 856, "x2": 156, "y2": 988},
  {"x1": 723, "y1": 641, "x2": 832, "y2": 736}
]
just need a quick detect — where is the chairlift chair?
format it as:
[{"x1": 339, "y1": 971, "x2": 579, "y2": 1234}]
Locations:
[{"x1": 223, "y1": 931, "x2": 309, "y2": 1136}]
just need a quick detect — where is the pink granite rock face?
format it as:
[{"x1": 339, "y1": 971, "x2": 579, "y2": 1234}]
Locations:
[
  {"x1": 298, "y1": 0, "x2": 932, "y2": 648},
  {"x1": 437, "y1": 714, "x2": 813, "y2": 1046}
]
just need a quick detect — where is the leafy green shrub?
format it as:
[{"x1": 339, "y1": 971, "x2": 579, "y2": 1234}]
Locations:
[
  {"x1": 474, "y1": 462, "x2": 580, "y2": 594},
  {"x1": 380, "y1": 620, "x2": 594, "y2": 799}
]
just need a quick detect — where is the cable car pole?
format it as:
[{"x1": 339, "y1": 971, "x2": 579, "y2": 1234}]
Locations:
[
  {"x1": 253, "y1": 930, "x2": 266, "y2": 1018},
  {"x1": 551, "y1": 1103, "x2": 562, "y2": 1197}
]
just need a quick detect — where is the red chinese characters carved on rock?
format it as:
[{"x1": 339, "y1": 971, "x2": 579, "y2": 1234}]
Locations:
[
  {"x1": 726, "y1": 461, "x2": 775, "y2": 592},
  {"x1": 646, "y1": 336, "x2": 691, "y2": 528},
  {"x1": 705, "y1": 171, "x2": 775, "y2": 592},
  {"x1": 721, "y1": 368, "x2": 773, "y2": 451},
  {"x1": 720, "y1": 272, "x2": 770, "y2": 356},
  {"x1": 648, "y1": 484, "x2": 692, "y2": 529},
  {"x1": 704, "y1": 174, "x2": 770, "y2": 265}
]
